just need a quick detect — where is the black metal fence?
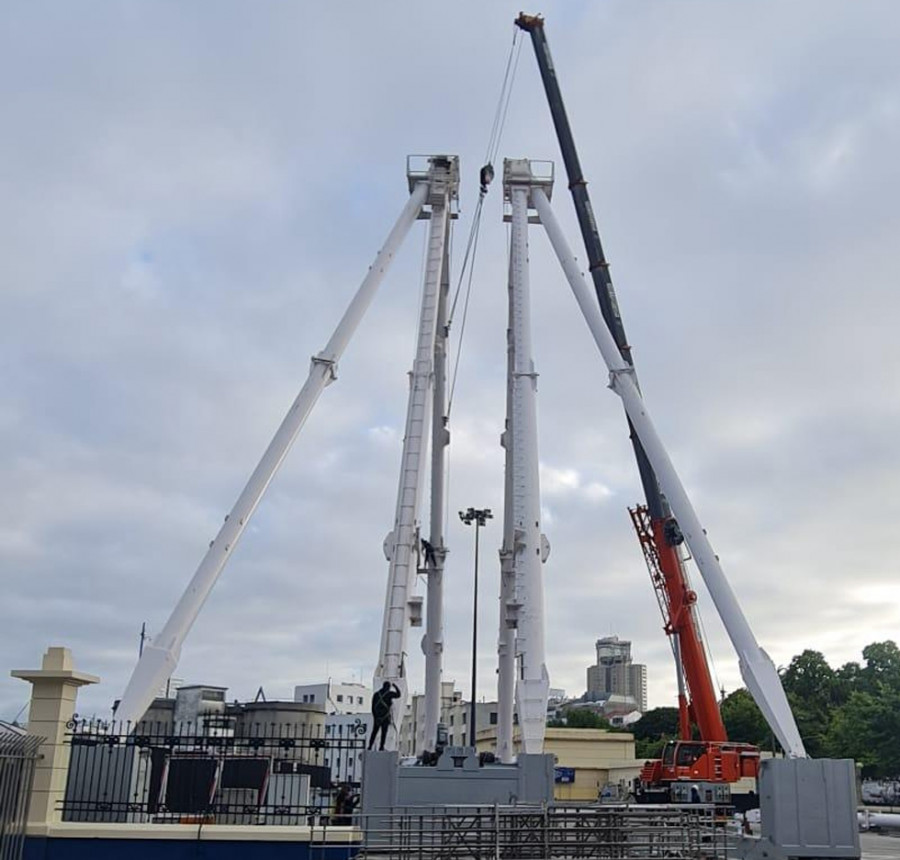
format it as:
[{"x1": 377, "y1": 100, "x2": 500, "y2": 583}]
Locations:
[
  {"x1": 62, "y1": 717, "x2": 366, "y2": 825},
  {"x1": 0, "y1": 728, "x2": 42, "y2": 860}
]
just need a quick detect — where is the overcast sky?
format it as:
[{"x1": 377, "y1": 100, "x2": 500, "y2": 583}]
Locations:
[{"x1": 2, "y1": 1, "x2": 899, "y2": 727}]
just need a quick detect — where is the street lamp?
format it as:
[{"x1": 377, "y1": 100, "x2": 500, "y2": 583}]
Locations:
[{"x1": 459, "y1": 506, "x2": 492, "y2": 748}]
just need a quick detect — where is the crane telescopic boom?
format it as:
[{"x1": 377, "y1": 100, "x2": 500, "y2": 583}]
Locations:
[{"x1": 515, "y1": 12, "x2": 725, "y2": 743}]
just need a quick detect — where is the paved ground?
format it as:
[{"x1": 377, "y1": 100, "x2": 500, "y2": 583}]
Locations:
[{"x1": 862, "y1": 832, "x2": 900, "y2": 860}]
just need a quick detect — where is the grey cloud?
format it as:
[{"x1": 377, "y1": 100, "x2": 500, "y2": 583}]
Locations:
[{"x1": 2, "y1": 1, "x2": 899, "y2": 724}]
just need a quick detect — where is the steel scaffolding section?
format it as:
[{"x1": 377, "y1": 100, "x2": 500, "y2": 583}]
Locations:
[{"x1": 357, "y1": 803, "x2": 728, "y2": 860}]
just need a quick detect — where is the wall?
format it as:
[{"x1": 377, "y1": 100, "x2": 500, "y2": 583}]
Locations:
[
  {"x1": 23, "y1": 823, "x2": 359, "y2": 860},
  {"x1": 476, "y1": 726, "x2": 643, "y2": 802}
]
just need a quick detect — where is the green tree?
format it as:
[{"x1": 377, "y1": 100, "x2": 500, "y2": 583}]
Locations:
[
  {"x1": 635, "y1": 737, "x2": 665, "y2": 761},
  {"x1": 860, "y1": 641, "x2": 900, "y2": 694},
  {"x1": 781, "y1": 651, "x2": 836, "y2": 705},
  {"x1": 826, "y1": 690, "x2": 882, "y2": 774},
  {"x1": 780, "y1": 650, "x2": 838, "y2": 758},
  {"x1": 720, "y1": 688, "x2": 770, "y2": 747},
  {"x1": 833, "y1": 661, "x2": 861, "y2": 705},
  {"x1": 631, "y1": 707, "x2": 679, "y2": 741},
  {"x1": 562, "y1": 709, "x2": 610, "y2": 729}
]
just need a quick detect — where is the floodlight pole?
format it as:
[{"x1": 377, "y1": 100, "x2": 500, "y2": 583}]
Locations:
[{"x1": 460, "y1": 506, "x2": 492, "y2": 747}]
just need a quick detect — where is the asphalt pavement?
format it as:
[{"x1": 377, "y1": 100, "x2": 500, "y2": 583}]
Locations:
[{"x1": 862, "y1": 832, "x2": 900, "y2": 860}]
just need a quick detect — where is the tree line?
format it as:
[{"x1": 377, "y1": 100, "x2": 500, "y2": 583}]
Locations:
[{"x1": 630, "y1": 641, "x2": 900, "y2": 777}]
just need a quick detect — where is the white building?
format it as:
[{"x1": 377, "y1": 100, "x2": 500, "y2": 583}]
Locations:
[
  {"x1": 398, "y1": 683, "x2": 508, "y2": 756},
  {"x1": 294, "y1": 681, "x2": 370, "y2": 714},
  {"x1": 294, "y1": 681, "x2": 372, "y2": 786},
  {"x1": 324, "y1": 713, "x2": 371, "y2": 786}
]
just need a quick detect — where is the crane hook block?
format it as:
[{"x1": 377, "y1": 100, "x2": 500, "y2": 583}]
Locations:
[
  {"x1": 663, "y1": 518, "x2": 685, "y2": 547},
  {"x1": 480, "y1": 163, "x2": 495, "y2": 195}
]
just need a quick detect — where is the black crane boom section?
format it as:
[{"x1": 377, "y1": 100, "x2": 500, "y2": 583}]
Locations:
[{"x1": 516, "y1": 13, "x2": 665, "y2": 521}]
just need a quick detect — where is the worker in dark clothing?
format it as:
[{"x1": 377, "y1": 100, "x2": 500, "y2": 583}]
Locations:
[
  {"x1": 421, "y1": 538, "x2": 437, "y2": 568},
  {"x1": 368, "y1": 681, "x2": 401, "y2": 750},
  {"x1": 479, "y1": 163, "x2": 494, "y2": 195}
]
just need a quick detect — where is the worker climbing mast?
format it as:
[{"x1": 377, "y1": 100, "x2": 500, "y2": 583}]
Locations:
[
  {"x1": 375, "y1": 156, "x2": 459, "y2": 751},
  {"x1": 500, "y1": 159, "x2": 552, "y2": 755}
]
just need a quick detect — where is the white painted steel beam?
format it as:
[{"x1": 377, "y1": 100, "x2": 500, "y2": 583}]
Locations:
[
  {"x1": 532, "y1": 187, "x2": 807, "y2": 758},
  {"x1": 506, "y1": 161, "x2": 550, "y2": 755},
  {"x1": 497, "y1": 252, "x2": 517, "y2": 764},
  {"x1": 422, "y1": 230, "x2": 451, "y2": 753},
  {"x1": 374, "y1": 159, "x2": 456, "y2": 750},
  {"x1": 115, "y1": 180, "x2": 430, "y2": 728}
]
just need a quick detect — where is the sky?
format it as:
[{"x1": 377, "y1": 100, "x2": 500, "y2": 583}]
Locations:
[{"x1": 2, "y1": 1, "x2": 899, "y2": 727}]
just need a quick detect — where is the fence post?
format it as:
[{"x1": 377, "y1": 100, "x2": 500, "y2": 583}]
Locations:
[{"x1": 10, "y1": 647, "x2": 99, "y2": 826}]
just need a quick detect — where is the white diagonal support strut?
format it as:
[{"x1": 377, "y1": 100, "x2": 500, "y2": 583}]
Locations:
[
  {"x1": 505, "y1": 159, "x2": 551, "y2": 755},
  {"x1": 533, "y1": 187, "x2": 807, "y2": 759},
  {"x1": 375, "y1": 156, "x2": 458, "y2": 751},
  {"x1": 115, "y1": 178, "x2": 430, "y2": 728}
]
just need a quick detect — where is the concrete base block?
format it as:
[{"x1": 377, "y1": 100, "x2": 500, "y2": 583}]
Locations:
[{"x1": 751, "y1": 758, "x2": 860, "y2": 860}]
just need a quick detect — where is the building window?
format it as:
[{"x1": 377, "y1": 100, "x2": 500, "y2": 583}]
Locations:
[
  {"x1": 326, "y1": 725, "x2": 332, "y2": 735},
  {"x1": 490, "y1": 712, "x2": 498, "y2": 725},
  {"x1": 337, "y1": 694, "x2": 344, "y2": 702},
  {"x1": 450, "y1": 715, "x2": 454, "y2": 726},
  {"x1": 358, "y1": 697, "x2": 363, "y2": 704},
  {"x1": 462, "y1": 713, "x2": 466, "y2": 724}
]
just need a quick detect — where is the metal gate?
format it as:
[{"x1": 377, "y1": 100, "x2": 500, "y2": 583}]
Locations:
[{"x1": 0, "y1": 727, "x2": 42, "y2": 860}]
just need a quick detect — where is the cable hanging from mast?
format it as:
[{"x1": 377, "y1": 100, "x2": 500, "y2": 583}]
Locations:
[{"x1": 446, "y1": 26, "x2": 522, "y2": 416}]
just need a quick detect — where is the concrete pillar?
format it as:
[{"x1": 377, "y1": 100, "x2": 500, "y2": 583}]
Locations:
[{"x1": 11, "y1": 646, "x2": 99, "y2": 825}]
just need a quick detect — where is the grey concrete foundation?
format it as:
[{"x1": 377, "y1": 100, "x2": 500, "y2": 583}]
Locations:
[
  {"x1": 361, "y1": 746, "x2": 554, "y2": 814},
  {"x1": 740, "y1": 758, "x2": 860, "y2": 860}
]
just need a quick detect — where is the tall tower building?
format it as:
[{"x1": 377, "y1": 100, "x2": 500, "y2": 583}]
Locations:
[{"x1": 585, "y1": 635, "x2": 647, "y2": 714}]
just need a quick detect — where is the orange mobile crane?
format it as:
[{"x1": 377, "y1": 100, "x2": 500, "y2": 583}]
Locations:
[
  {"x1": 516, "y1": 13, "x2": 760, "y2": 806},
  {"x1": 629, "y1": 505, "x2": 759, "y2": 806}
]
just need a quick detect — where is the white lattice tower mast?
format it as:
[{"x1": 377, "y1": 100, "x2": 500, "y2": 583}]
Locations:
[
  {"x1": 422, "y1": 226, "x2": 451, "y2": 752},
  {"x1": 502, "y1": 159, "x2": 552, "y2": 755},
  {"x1": 375, "y1": 156, "x2": 459, "y2": 750},
  {"x1": 497, "y1": 250, "x2": 517, "y2": 764}
]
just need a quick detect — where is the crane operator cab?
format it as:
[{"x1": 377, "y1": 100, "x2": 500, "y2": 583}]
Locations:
[{"x1": 637, "y1": 739, "x2": 760, "y2": 809}]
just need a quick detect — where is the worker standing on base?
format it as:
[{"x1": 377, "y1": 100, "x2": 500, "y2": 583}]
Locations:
[{"x1": 369, "y1": 681, "x2": 401, "y2": 751}]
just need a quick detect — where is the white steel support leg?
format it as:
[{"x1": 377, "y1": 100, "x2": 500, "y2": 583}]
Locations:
[
  {"x1": 533, "y1": 187, "x2": 807, "y2": 759},
  {"x1": 375, "y1": 166, "x2": 454, "y2": 750},
  {"x1": 497, "y1": 259, "x2": 517, "y2": 764},
  {"x1": 422, "y1": 230, "x2": 451, "y2": 753},
  {"x1": 115, "y1": 180, "x2": 430, "y2": 728},
  {"x1": 508, "y1": 177, "x2": 550, "y2": 755}
]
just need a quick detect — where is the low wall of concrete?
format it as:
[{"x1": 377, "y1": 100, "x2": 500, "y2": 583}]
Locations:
[{"x1": 23, "y1": 822, "x2": 360, "y2": 860}]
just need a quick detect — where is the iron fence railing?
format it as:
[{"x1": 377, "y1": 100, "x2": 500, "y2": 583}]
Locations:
[
  {"x1": 0, "y1": 728, "x2": 42, "y2": 860},
  {"x1": 61, "y1": 716, "x2": 366, "y2": 825}
]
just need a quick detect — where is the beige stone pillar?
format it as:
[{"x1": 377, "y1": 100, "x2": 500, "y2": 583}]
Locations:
[{"x1": 11, "y1": 646, "x2": 100, "y2": 825}]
